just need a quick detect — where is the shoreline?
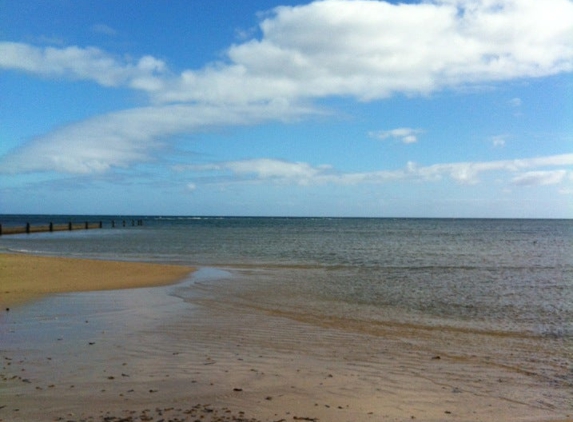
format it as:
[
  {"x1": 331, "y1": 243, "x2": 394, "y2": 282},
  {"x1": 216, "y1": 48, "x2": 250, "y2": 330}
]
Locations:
[
  {"x1": 1, "y1": 255, "x2": 571, "y2": 421},
  {"x1": 0, "y1": 253, "x2": 193, "y2": 308}
]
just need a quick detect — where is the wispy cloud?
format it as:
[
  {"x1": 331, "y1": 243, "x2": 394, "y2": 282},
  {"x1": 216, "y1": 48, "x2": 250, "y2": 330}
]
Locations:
[
  {"x1": 509, "y1": 97, "x2": 522, "y2": 107},
  {"x1": 178, "y1": 154, "x2": 573, "y2": 188},
  {"x1": 369, "y1": 128, "x2": 423, "y2": 144},
  {"x1": 511, "y1": 170, "x2": 568, "y2": 186},
  {"x1": 0, "y1": 42, "x2": 166, "y2": 89},
  {"x1": 0, "y1": 102, "x2": 315, "y2": 174},
  {"x1": 1, "y1": 0, "x2": 572, "y2": 175},
  {"x1": 491, "y1": 135, "x2": 508, "y2": 148},
  {"x1": 91, "y1": 24, "x2": 117, "y2": 36},
  {"x1": 176, "y1": 159, "x2": 335, "y2": 186}
]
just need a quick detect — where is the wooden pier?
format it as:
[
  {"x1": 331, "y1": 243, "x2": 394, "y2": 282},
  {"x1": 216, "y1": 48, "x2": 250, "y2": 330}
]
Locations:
[{"x1": 0, "y1": 219, "x2": 143, "y2": 236}]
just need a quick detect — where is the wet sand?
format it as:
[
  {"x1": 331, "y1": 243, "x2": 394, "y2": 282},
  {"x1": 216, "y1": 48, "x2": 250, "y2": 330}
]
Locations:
[
  {"x1": 1, "y1": 260, "x2": 572, "y2": 421},
  {"x1": 0, "y1": 253, "x2": 192, "y2": 308}
]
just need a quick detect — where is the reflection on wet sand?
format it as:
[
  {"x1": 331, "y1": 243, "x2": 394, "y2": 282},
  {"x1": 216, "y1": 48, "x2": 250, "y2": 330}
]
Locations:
[{"x1": 1, "y1": 267, "x2": 571, "y2": 421}]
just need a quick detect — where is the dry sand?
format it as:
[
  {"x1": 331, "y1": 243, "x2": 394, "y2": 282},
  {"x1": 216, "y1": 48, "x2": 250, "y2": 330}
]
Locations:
[
  {"x1": 0, "y1": 253, "x2": 192, "y2": 308},
  {"x1": 1, "y1": 256, "x2": 572, "y2": 422}
]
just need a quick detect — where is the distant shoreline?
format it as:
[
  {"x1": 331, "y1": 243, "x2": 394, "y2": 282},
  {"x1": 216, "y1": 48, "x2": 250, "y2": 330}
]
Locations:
[{"x1": 1, "y1": 213, "x2": 571, "y2": 222}]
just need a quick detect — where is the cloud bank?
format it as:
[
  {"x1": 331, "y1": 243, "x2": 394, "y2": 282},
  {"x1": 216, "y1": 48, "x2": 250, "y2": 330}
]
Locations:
[
  {"x1": 178, "y1": 154, "x2": 573, "y2": 188},
  {"x1": 1, "y1": 0, "x2": 572, "y2": 174}
]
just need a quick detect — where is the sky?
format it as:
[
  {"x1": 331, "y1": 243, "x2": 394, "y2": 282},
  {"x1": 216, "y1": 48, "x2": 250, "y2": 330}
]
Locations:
[{"x1": 0, "y1": 0, "x2": 572, "y2": 218}]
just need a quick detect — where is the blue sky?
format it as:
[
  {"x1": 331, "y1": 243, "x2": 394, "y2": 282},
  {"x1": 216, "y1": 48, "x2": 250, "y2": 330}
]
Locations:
[{"x1": 1, "y1": 0, "x2": 572, "y2": 218}]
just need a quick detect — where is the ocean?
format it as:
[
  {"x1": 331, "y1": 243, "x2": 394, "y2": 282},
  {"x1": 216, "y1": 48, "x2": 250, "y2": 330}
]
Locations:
[{"x1": 1, "y1": 215, "x2": 572, "y2": 396}]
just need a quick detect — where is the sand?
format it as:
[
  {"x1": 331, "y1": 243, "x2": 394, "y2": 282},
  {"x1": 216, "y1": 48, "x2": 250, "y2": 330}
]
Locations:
[
  {"x1": 0, "y1": 253, "x2": 193, "y2": 308},
  {"x1": 1, "y1": 257, "x2": 572, "y2": 422}
]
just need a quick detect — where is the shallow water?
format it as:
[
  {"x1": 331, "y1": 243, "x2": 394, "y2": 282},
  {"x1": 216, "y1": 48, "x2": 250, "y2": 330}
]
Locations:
[{"x1": 1, "y1": 216, "x2": 572, "y2": 399}]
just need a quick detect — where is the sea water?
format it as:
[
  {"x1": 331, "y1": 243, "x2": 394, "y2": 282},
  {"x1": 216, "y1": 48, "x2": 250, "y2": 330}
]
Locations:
[{"x1": 1, "y1": 216, "x2": 572, "y2": 387}]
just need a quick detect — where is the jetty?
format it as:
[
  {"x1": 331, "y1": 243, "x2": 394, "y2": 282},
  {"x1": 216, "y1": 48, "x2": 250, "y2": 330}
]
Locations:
[{"x1": 0, "y1": 219, "x2": 143, "y2": 236}]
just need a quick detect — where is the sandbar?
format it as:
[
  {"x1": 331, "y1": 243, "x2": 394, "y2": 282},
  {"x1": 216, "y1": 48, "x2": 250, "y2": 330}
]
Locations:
[{"x1": 0, "y1": 253, "x2": 193, "y2": 308}]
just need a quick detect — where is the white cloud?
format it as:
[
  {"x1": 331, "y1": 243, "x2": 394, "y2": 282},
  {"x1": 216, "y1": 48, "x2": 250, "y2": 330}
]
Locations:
[
  {"x1": 370, "y1": 128, "x2": 423, "y2": 144},
  {"x1": 4, "y1": 0, "x2": 570, "y2": 103},
  {"x1": 417, "y1": 155, "x2": 573, "y2": 185},
  {"x1": 0, "y1": 102, "x2": 315, "y2": 174},
  {"x1": 180, "y1": 159, "x2": 334, "y2": 186},
  {"x1": 156, "y1": 0, "x2": 573, "y2": 103},
  {"x1": 511, "y1": 170, "x2": 568, "y2": 186},
  {"x1": 182, "y1": 153, "x2": 573, "y2": 187},
  {"x1": 0, "y1": 0, "x2": 572, "y2": 175},
  {"x1": 0, "y1": 42, "x2": 166, "y2": 89},
  {"x1": 227, "y1": 158, "x2": 327, "y2": 181}
]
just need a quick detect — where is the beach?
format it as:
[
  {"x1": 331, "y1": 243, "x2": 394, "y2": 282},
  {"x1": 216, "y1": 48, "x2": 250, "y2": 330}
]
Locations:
[
  {"x1": 0, "y1": 253, "x2": 193, "y2": 308},
  {"x1": 1, "y1": 253, "x2": 572, "y2": 422}
]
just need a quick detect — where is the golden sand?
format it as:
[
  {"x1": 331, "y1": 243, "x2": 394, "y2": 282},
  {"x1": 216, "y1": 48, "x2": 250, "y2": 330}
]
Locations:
[{"x1": 0, "y1": 253, "x2": 193, "y2": 307}]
